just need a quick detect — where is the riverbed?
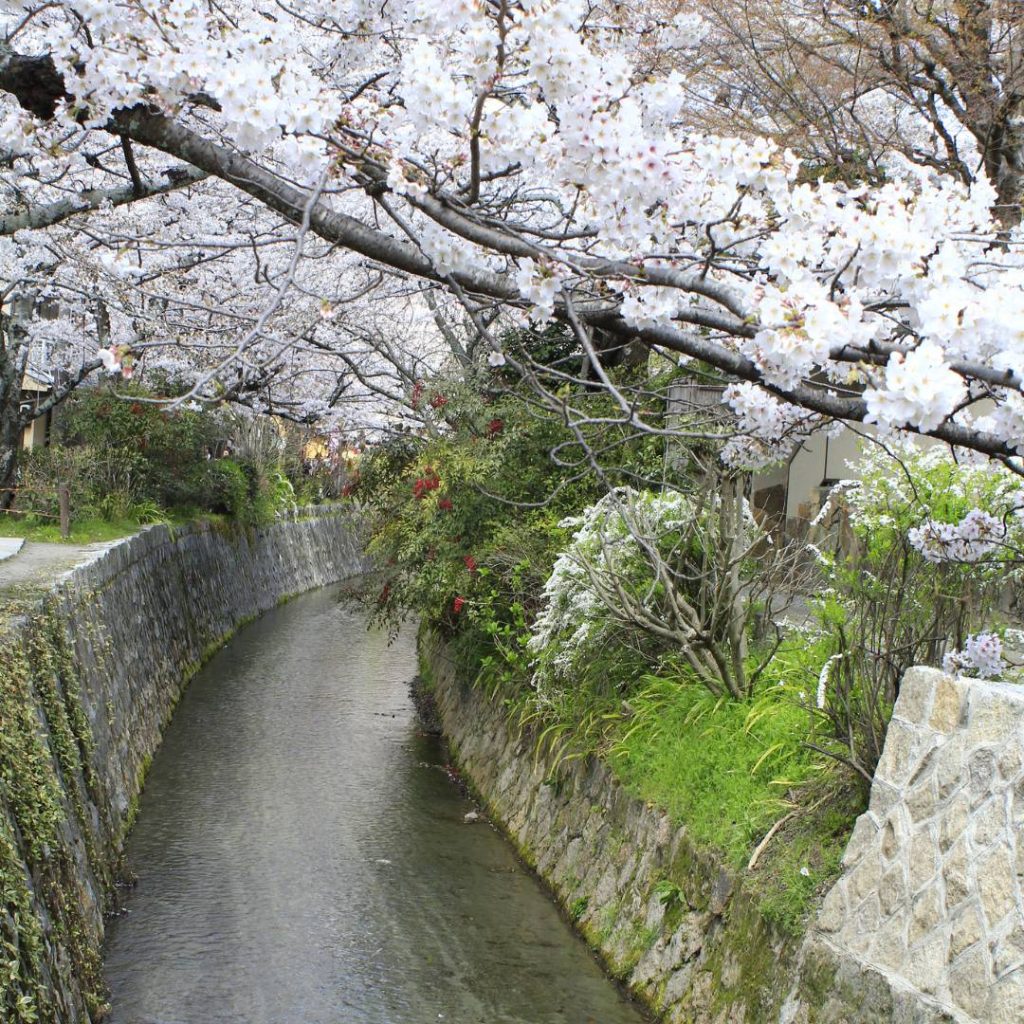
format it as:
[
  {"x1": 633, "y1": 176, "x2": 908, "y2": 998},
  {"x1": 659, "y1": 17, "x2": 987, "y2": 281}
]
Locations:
[{"x1": 102, "y1": 586, "x2": 647, "y2": 1024}]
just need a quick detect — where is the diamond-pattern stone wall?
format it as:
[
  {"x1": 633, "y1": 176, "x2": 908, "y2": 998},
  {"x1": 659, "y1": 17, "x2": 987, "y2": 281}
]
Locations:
[{"x1": 813, "y1": 667, "x2": 1024, "y2": 1023}]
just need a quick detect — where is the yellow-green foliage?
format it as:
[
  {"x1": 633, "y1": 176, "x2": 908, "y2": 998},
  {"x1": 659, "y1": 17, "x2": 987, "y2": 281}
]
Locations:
[
  {"x1": 0, "y1": 610, "x2": 108, "y2": 1022},
  {"x1": 613, "y1": 675, "x2": 859, "y2": 933}
]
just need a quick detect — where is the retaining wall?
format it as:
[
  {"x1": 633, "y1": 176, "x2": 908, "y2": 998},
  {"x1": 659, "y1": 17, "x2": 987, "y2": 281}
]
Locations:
[
  {"x1": 794, "y1": 667, "x2": 1024, "y2": 1024},
  {"x1": 0, "y1": 509, "x2": 366, "y2": 1022},
  {"x1": 423, "y1": 643, "x2": 1024, "y2": 1023},
  {"x1": 420, "y1": 634, "x2": 804, "y2": 1023}
]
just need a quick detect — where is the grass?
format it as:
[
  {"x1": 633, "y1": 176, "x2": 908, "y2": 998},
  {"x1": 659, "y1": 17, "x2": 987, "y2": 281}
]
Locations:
[
  {"x1": 496, "y1": 628, "x2": 865, "y2": 935},
  {"x1": 609, "y1": 678, "x2": 820, "y2": 865},
  {"x1": 0, "y1": 510, "x2": 241, "y2": 545},
  {"x1": 0, "y1": 515, "x2": 151, "y2": 544},
  {"x1": 604, "y1": 671, "x2": 862, "y2": 933}
]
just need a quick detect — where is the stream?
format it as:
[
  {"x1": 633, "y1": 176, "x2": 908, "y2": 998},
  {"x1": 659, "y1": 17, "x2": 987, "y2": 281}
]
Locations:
[{"x1": 102, "y1": 586, "x2": 648, "y2": 1024}]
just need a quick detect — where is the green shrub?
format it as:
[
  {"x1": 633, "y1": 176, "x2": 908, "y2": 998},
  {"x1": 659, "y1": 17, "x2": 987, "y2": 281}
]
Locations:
[
  {"x1": 810, "y1": 443, "x2": 1024, "y2": 777},
  {"x1": 57, "y1": 382, "x2": 218, "y2": 511}
]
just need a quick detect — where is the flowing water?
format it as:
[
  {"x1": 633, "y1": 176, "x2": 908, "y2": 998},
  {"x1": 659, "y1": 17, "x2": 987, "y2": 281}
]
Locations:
[{"x1": 102, "y1": 586, "x2": 648, "y2": 1024}]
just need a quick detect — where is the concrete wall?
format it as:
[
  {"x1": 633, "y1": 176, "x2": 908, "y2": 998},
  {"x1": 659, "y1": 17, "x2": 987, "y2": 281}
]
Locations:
[{"x1": 0, "y1": 509, "x2": 366, "y2": 1023}]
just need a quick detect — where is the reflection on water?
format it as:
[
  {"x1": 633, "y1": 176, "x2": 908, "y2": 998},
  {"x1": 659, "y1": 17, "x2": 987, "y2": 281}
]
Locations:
[{"x1": 103, "y1": 587, "x2": 648, "y2": 1024}]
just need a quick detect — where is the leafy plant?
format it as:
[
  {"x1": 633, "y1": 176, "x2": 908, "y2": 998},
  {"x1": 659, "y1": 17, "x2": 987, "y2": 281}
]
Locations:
[{"x1": 809, "y1": 443, "x2": 1024, "y2": 777}]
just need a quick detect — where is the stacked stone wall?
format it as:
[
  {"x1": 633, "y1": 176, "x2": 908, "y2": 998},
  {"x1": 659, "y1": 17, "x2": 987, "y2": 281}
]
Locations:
[
  {"x1": 797, "y1": 667, "x2": 1024, "y2": 1024},
  {"x1": 0, "y1": 509, "x2": 365, "y2": 1022}
]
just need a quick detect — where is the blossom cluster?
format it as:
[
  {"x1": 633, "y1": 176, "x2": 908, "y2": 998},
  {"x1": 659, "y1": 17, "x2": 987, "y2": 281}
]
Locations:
[
  {"x1": 908, "y1": 509, "x2": 1005, "y2": 564},
  {"x1": 943, "y1": 633, "x2": 1005, "y2": 680},
  {"x1": 6, "y1": 0, "x2": 1024, "y2": 461},
  {"x1": 721, "y1": 382, "x2": 814, "y2": 469}
]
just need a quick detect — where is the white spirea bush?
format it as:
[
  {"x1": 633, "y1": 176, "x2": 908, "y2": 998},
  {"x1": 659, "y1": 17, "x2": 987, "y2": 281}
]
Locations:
[
  {"x1": 841, "y1": 443, "x2": 1024, "y2": 566},
  {"x1": 528, "y1": 487, "x2": 714, "y2": 697}
]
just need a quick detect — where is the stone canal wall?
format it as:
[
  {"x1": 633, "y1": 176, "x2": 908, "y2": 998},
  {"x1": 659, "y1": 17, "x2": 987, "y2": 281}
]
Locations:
[
  {"x1": 0, "y1": 509, "x2": 366, "y2": 1023},
  {"x1": 422, "y1": 642, "x2": 1023, "y2": 1023},
  {"x1": 420, "y1": 633, "x2": 805, "y2": 1023}
]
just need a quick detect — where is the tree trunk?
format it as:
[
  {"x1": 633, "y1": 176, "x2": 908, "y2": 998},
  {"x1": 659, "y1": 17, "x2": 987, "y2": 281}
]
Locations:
[
  {"x1": 57, "y1": 483, "x2": 70, "y2": 538},
  {"x1": 0, "y1": 330, "x2": 24, "y2": 512},
  {"x1": 0, "y1": 401, "x2": 22, "y2": 513}
]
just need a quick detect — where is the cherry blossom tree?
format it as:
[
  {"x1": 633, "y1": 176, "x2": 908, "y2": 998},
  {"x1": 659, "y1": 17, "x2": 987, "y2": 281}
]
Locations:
[{"x1": 1, "y1": 0, "x2": 1023, "y2": 509}]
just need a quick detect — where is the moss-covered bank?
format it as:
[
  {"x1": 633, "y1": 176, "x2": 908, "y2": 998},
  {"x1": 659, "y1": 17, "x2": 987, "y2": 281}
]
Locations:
[
  {"x1": 0, "y1": 509, "x2": 365, "y2": 1023},
  {"x1": 418, "y1": 632, "x2": 808, "y2": 1023}
]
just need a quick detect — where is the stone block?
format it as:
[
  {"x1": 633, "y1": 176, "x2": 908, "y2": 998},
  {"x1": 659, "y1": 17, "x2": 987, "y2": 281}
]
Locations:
[
  {"x1": 908, "y1": 885, "x2": 943, "y2": 946},
  {"x1": 845, "y1": 894, "x2": 881, "y2": 955},
  {"x1": 897, "y1": 668, "x2": 942, "y2": 724},
  {"x1": 978, "y1": 846, "x2": 1018, "y2": 928},
  {"x1": 935, "y1": 734, "x2": 967, "y2": 801},
  {"x1": 903, "y1": 928, "x2": 948, "y2": 995},
  {"x1": 968, "y1": 690, "x2": 1021, "y2": 747},
  {"x1": 939, "y1": 792, "x2": 970, "y2": 853},
  {"x1": 992, "y1": 923, "x2": 1024, "y2": 978},
  {"x1": 949, "y1": 944, "x2": 993, "y2": 1019},
  {"x1": 841, "y1": 812, "x2": 880, "y2": 868},
  {"x1": 815, "y1": 882, "x2": 847, "y2": 934},
  {"x1": 879, "y1": 862, "x2": 908, "y2": 916},
  {"x1": 875, "y1": 720, "x2": 925, "y2": 787},
  {"x1": 944, "y1": 837, "x2": 972, "y2": 911},
  {"x1": 950, "y1": 902, "x2": 984, "y2": 960},
  {"x1": 905, "y1": 775, "x2": 938, "y2": 824},
  {"x1": 663, "y1": 963, "x2": 694, "y2": 1006},
  {"x1": 846, "y1": 855, "x2": 884, "y2": 906},
  {"x1": 972, "y1": 796, "x2": 1007, "y2": 850},
  {"x1": 985, "y1": 974, "x2": 1024, "y2": 1024},
  {"x1": 870, "y1": 906, "x2": 908, "y2": 967},
  {"x1": 929, "y1": 674, "x2": 966, "y2": 734},
  {"x1": 869, "y1": 780, "x2": 901, "y2": 818},
  {"x1": 998, "y1": 733, "x2": 1024, "y2": 781},
  {"x1": 970, "y1": 748, "x2": 998, "y2": 807},
  {"x1": 909, "y1": 829, "x2": 940, "y2": 893}
]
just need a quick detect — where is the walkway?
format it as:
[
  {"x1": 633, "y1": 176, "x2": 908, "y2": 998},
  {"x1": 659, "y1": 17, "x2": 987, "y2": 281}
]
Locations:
[{"x1": 0, "y1": 539, "x2": 122, "y2": 613}]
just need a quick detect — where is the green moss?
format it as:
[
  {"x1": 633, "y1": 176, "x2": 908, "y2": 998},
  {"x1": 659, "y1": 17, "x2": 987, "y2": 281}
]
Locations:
[
  {"x1": 0, "y1": 617, "x2": 109, "y2": 1021},
  {"x1": 702, "y1": 895, "x2": 792, "y2": 1018}
]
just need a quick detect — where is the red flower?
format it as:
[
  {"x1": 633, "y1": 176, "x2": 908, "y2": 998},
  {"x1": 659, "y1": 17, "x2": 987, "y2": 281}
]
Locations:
[
  {"x1": 438, "y1": 496, "x2": 453, "y2": 511},
  {"x1": 463, "y1": 555, "x2": 477, "y2": 572},
  {"x1": 430, "y1": 393, "x2": 448, "y2": 410},
  {"x1": 486, "y1": 417, "x2": 504, "y2": 438},
  {"x1": 411, "y1": 381, "x2": 424, "y2": 409},
  {"x1": 412, "y1": 468, "x2": 440, "y2": 499},
  {"x1": 453, "y1": 596, "x2": 465, "y2": 614}
]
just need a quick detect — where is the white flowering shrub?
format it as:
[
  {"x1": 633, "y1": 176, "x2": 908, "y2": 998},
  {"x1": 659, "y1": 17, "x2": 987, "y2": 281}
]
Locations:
[
  {"x1": 527, "y1": 480, "x2": 799, "y2": 700},
  {"x1": 844, "y1": 444, "x2": 1024, "y2": 564},
  {"x1": 528, "y1": 488, "x2": 700, "y2": 695}
]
